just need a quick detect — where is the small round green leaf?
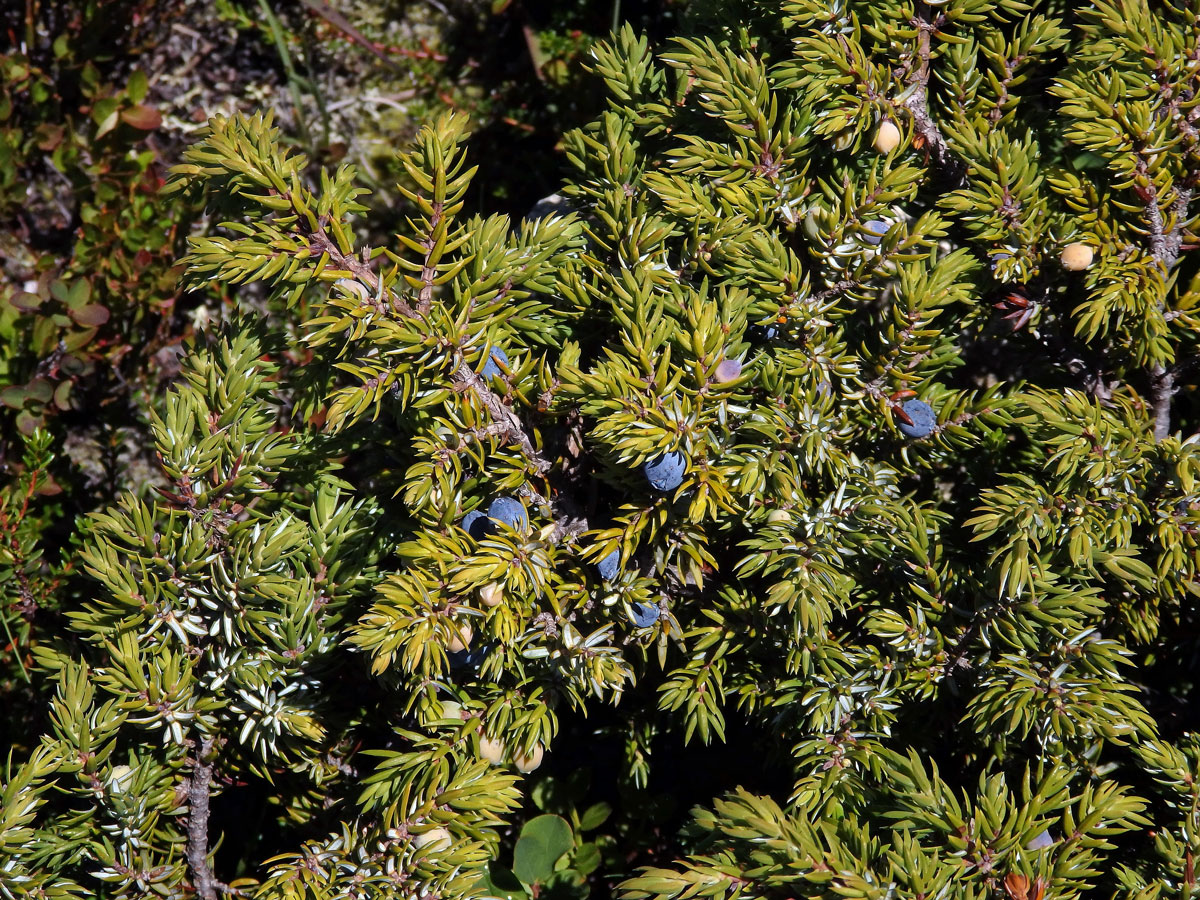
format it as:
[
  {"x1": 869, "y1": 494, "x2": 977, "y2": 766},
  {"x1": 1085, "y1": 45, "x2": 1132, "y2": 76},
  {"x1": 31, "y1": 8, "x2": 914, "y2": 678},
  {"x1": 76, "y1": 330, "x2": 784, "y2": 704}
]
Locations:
[{"x1": 513, "y1": 814, "x2": 573, "y2": 886}]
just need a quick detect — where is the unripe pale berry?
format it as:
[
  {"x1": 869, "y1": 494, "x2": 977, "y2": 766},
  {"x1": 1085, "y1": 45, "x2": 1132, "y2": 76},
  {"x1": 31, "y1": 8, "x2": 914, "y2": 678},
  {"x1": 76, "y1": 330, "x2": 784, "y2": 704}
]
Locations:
[
  {"x1": 803, "y1": 208, "x2": 822, "y2": 240},
  {"x1": 479, "y1": 735, "x2": 505, "y2": 765},
  {"x1": 413, "y1": 827, "x2": 453, "y2": 851},
  {"x1": 108, "y1": 765, "x2": 135, "y2": 792},
  {"x1": 448, "y1": 622, "x2": 473, "y2": 653},
  {"x1": 480, "y1": 582, "x2": 504, "y2": 607},
  {"x1": 513, "y1": 743, "x2": 544, "y2": 773},
  {"x1": 874, "y1": 120, "x2": 901, "y2": 154},
  {"x1": 333, "y1": 278, "x2": 369, "y2": 301},
  {"x1": 1060, "y1": 242, "x2": 1094, "y2": 271}
]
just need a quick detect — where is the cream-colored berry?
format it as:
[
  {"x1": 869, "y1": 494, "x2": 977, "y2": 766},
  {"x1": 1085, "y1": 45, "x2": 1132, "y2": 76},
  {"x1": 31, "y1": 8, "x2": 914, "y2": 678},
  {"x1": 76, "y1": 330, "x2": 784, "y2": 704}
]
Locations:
[
  {"x1": 413, "y1": 827, "x2": 452, "y2": 851},
  {"x1": 448, "y1": 622, "x2": 473, "y2": 653},
  {"x1": 479, "y1": 735, "x2": 505, "y2": 765},
  {"x1": 874, "y1": 120, "x2": 901, "y2": 154},
  {"x1": 1060, "y1": 242, "x2": 1094, "y2": 271},
  {"x1": 513, "y1": 743, "x2": 544, "y2": 773},
  {"x1": 480, "y1": 582, "x2": 504, "y2": 608},
  {"x1": 108, "y1": 765, "x2": 135, "y2": 792}
]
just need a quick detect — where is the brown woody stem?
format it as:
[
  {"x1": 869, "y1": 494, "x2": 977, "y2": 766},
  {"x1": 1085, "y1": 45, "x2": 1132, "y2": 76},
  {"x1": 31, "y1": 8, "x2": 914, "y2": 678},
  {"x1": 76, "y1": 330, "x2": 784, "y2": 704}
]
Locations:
[
  {"x1": 903, "y1": 4, "x2": 966, "y2": 185},
  {"x1": 1141, "y1": 155, "x2": 1194, "y2": 441},
  {"x1": 186, "y1": 737, "x2": 220, "y2": 900}
]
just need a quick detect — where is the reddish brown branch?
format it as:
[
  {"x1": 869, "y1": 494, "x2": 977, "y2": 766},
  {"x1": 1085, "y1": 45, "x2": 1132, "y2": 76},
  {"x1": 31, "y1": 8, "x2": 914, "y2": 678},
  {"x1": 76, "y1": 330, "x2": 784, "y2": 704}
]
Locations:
[
  {"x1": 417, "y1": 204, "x2": 443, "y2": 313},
  {"x1": 902, "y1": 4, "x2": 966, "y2": 185}
]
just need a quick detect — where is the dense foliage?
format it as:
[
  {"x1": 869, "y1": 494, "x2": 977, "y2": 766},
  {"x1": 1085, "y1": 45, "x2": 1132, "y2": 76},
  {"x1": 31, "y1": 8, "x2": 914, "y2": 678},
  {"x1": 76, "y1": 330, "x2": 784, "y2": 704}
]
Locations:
[{"x1": 2, "y1": 1, "x2": 1200, "y2": 899}]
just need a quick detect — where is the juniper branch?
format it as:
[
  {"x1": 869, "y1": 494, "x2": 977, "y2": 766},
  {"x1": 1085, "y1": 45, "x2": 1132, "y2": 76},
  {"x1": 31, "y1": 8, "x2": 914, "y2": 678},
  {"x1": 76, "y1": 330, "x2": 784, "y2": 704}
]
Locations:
[
  {"x1": 307, "y1": 228, "x2": 553, "y2": 474},
  {"x1": 306, "y1": 224, "x2": 593, "y2": 539}
]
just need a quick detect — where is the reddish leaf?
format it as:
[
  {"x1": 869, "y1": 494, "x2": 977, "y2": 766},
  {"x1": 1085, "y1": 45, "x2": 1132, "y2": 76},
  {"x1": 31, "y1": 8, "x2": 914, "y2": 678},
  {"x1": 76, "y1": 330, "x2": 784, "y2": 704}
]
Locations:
[
  {"x1": 35, "y1": 123, "x2": 63, "y2": 151},
  {"x1": 16, "y1": 409, "x2": 41, "y2": 435},
  {"x1": 35, "y1": 475, "x2": 63, "y2": 496},
  {"x1": 53, "y1": 380, "x2": 73, "y2": 411},
  {"x1": 63, "y1": 326, "x2": 99, "y2": 351},
  {"x1": 8, "y1": 291, "x2": 43, "y2": 311},
  {"x1": 69, "y1": 304, "x2": 110, "y2": 326},
  {"x1": 120, "y1": 104, "x2": 162, "y2": 131},
  {"x1": 26, "y1": 379, "x2": 53, "y2": 404}
]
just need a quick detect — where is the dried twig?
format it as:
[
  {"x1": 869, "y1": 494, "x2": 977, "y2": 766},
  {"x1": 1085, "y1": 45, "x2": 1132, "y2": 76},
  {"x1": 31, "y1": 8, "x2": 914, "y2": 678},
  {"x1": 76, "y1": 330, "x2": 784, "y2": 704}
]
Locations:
[{"x1": 296, "y1": 0, "x2": 400, "y2": 70}]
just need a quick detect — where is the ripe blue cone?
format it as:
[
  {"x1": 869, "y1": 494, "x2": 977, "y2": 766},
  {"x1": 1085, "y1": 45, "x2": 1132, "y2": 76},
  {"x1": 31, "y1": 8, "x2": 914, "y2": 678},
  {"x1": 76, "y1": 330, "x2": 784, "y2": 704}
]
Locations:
[
  {"x1": 897, "y1": 399, "x2": 937, "y2": 439},
  {"x1": 862, "y1": 220, "x2": 890, "y2": 245},
  {"x1": 631, "y1": 603, "x2": 660, "y2": 628},
  {"x1": 752, "y1": 323, "x2": 781, "y2": 342},
  {"x1": 482, "y1": 347, "x2": 510, "y2": 379},
  {"x1": 487, "y1": 496, "x2": 528, "y2": 531},
  {"x1": 449, "y1": 644, "x2": 488, "y2": 670},
  {"x1": 597, "y1": 550, "x2": 621, "y2": 581},
  {"x1": 526, "y1": 193, "x2": 572, "y2": 220},
  {"x1": 462, "y1": 510, "x2": 489, "y2": 539},
  {"x1": 643, "y1": 451, "x2": 686, "y2": 491}
]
